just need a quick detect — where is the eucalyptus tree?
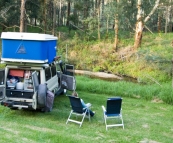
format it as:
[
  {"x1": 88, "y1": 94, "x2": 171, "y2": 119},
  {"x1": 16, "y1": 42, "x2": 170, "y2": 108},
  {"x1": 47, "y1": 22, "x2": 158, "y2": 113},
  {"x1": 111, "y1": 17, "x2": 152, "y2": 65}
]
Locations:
[{"x1": 134, "y1": 0, "x2": 160, "y2": 49}]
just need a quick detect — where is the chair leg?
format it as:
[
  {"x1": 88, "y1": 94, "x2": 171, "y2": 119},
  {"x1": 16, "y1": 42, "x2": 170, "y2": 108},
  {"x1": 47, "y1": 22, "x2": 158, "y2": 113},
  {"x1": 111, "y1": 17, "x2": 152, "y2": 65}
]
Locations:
[
  {"x1": 87, "y1": 109, "x2": 91, "y2": 122},
  {"x1": 79, "y1": 112, "x2": 87, "y2": 128},
  {"x1": 121, "y1": 116, "x2": 124, "y2": 129},
  {"x1": 66, "y1": 110, "x2": 73, "y2": 124},
  {"x1": 104, "y1": 115, "x2": 108, "y2": 131}
]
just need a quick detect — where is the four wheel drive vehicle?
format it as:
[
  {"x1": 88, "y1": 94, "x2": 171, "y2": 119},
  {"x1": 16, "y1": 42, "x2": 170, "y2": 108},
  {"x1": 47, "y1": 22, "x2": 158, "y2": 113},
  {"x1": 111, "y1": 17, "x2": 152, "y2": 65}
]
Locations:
[{"x1": 0, "y1": 32, "x2": 76, "y2": 111}]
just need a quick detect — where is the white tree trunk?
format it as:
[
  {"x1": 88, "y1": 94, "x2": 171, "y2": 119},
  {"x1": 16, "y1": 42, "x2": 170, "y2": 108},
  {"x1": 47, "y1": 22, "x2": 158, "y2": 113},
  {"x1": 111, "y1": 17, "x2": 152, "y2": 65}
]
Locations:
[
  {"x1": 165, "y1": 0, "x2": 172, "y2": 33},
  {"x1": 133, "y1": 0, "x2": 143, "y2": 50},
  {"x1": 20, "y1": 0, "x2": 25, "y2": 32},
  {"x1": 134, "y1": 0, "x2": 160, "y2": 49}
]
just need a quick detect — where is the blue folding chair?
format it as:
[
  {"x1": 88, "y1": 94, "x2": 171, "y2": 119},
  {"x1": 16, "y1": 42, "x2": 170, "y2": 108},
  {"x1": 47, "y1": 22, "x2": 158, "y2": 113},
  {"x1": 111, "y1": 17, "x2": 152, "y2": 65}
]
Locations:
[
  {"x1": 102, "y1": 97, "x2": 124, "y2": 130},
  {"x1": 66, "y1": 95, "x2": 91, "y2": 127}
]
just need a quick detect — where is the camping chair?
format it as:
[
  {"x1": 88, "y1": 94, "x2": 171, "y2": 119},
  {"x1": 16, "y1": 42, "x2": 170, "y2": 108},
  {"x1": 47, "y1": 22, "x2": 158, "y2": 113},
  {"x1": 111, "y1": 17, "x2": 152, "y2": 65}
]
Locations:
[
  {"x1": 66, "y1": 95, "x2": 91, "y2": 127},
  {"x1": 102, "y1": 97, "x2": 124, "y2": 130}
]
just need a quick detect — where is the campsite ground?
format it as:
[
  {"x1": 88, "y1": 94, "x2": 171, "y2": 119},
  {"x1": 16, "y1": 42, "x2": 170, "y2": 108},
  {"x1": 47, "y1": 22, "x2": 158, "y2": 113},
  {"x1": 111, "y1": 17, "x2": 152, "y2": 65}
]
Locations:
[{"x1": 0, "y1": 81, "x2": 173, "y2": 143}]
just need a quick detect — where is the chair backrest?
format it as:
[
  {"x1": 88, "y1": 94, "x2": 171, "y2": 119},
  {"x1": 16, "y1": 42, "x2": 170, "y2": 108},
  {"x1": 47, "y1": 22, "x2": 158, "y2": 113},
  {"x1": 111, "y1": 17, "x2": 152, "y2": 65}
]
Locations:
[
  {"x1": 68, "y1": 95, "x2": 84, "y2": 113},
  {"x1": 106, "y1": 97, "x2": 122, "y2": 115}
]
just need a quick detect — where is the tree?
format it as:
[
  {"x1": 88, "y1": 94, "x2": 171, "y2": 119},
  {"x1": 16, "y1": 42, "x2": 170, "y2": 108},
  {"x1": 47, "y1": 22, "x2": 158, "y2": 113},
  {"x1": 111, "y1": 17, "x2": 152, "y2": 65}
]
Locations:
[{"x1": 134, "y1": 0, "x2": 160, "y2": 50}]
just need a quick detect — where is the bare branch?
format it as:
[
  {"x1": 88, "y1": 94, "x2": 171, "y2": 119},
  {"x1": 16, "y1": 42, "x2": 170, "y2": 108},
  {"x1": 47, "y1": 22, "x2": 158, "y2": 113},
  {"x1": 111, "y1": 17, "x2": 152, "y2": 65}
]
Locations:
[{"x1": 144, "y1": 0, "x2": 160, "y2": 23}]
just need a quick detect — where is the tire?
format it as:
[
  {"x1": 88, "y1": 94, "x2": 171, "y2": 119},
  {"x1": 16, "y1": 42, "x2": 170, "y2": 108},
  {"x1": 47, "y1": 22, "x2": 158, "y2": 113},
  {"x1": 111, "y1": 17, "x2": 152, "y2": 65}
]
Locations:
[{"x1": 37, "y1": 84, "x2": 47, "y2": 108}]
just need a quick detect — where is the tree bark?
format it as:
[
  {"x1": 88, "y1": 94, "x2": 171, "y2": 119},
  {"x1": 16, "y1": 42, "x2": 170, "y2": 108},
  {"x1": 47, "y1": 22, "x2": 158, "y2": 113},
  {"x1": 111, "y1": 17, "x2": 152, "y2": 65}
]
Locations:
[
  {"x1": 52, "y1": 0, "x2": 56, "y2": 35},
  {"x1": 157, "y1": 15, "x2": 161, "y2": 33},
  {"x1": 43, "y1": 0, "x2": 47, "y2": 33},
  {"x1": 114, "y1": 0, "x2": 119, "y2": 51},
  {"x1": 20, "y1": 0, "x2": 25, "y2": 32},
  {"x1": 97, "y1": 0, "x2": 101, "y2": 40},
  {"x1": 66, "y1": 1, "x2": 71, "y2": 26}
]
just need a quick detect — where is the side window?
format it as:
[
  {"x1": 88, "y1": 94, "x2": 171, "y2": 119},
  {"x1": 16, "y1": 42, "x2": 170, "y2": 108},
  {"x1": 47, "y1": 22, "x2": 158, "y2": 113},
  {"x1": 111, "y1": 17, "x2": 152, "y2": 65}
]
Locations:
[
  {"x1": 45, "y1": 67, "x2": 51, "y2": 81},
  {"x1": 51, "y1": 65, "x2": 56, "y2": 77}
]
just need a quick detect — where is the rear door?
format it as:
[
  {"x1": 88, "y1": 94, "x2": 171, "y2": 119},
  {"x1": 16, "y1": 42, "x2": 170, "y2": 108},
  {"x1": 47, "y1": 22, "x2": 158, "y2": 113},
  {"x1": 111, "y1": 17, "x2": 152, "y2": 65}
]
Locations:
[
  {"x1": 0, "y1": 69, "x2": 5, "y2": 101},
  {"x1": 31, "y1": 71, "x2": 39, "y2": 109}
]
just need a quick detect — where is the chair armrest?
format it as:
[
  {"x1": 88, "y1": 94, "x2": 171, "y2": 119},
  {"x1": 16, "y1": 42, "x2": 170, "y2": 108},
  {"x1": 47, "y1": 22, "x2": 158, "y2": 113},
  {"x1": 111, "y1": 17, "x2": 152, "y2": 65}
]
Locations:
[{"x1": 102, "y1": 105, "x2": 106, "y2": 112}]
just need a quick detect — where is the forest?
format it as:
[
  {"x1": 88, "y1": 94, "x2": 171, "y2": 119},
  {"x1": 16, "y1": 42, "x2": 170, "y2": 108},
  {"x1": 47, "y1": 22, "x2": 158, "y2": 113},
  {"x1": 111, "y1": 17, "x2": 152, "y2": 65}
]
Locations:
[{"x1": 0, "y1": 0, "x2": 173, "y2": 84}]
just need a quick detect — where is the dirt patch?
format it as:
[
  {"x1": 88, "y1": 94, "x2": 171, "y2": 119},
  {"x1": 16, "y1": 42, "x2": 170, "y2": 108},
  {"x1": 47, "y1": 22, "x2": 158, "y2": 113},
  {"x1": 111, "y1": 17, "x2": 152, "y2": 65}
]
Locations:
[
  {"x1": 140, "y1": 139, "x2": 161, "y2": 143},
  {"x1": 151, "y1": 97, "x2": 163, "y2": 103},
  {"x1": 24, "y1": 125, "x2": 57, "y2": 133},
  {"x1": 142, "y1": 124, "x2": 149, "y2": 128},
  {"x1": 0, "y1": 126, "x2": 19, "y2": 135}
]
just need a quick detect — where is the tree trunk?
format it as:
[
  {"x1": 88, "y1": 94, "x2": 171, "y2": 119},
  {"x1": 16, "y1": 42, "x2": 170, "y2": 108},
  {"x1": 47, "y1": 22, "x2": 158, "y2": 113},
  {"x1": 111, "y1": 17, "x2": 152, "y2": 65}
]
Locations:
[
  {"x1": 43, "y1": 0, "x2": 47, "y2": 33},
  {"x1": 20, "y1": 0, "x2": 25, "y2": 32},
  {"x1": 114, "y1": 0, "x2": 119, "y2": 51},
  {"x1": 114, "y1": 14, "x2": 119, "y2": 51},
  {"x1": 134, "y1": 21, "x2": 144, "y2": 50},
  {"x1": 59, "y1": 0, "x2": 63, "y2": 26},
  {"x1": 97, "y1": 0, "x2": 101, "y2": 40},
  {"x1": 52, "y1": 0, "x2": 56, "y2": 35},
  {"x1": 165, "y1": 6, "x2": 169, "y2": 33},
  {"x1": 66, "y1": 1, "x2": 71, "y2": 26},
  {"x1": 157, "y1": 15, "x2": 161, "y2": 33},
  {"x1": 165, "y1": 0, "x2": 172, "y2": 33}
]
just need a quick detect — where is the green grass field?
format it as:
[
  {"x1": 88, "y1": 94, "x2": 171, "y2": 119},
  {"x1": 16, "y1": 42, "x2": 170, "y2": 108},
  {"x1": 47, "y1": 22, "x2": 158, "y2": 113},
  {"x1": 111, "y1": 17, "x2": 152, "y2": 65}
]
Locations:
[{"x1": 0, "y1": 76, "x2": 173, "y2": 143}]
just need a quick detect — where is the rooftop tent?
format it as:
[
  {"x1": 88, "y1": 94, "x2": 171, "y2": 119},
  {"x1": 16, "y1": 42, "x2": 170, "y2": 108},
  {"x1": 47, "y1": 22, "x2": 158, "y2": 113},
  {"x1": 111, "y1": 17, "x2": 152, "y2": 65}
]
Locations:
[{"x1": 1, "y1": 32, "x2": 58, "y2": 64}]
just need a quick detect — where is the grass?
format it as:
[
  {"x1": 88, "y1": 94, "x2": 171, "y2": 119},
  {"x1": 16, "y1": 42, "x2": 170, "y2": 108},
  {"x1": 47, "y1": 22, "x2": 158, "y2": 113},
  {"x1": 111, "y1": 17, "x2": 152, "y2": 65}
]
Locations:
[
  {"x1": 0, "y1": 76, "x2": 173, "y2": 143},
  {"x1": 76, "y1": 75, "x2": 173, "y2": 105},
  {"x1": 58, "y1": 31, "x2": 173, "y2": 83}
]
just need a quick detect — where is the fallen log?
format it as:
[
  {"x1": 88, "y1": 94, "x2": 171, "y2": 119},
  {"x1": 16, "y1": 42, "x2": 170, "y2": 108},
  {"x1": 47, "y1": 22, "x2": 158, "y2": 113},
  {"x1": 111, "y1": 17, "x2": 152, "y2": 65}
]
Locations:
[{"x1": 74, "y1": 70, "x2": 123, "y2": 80}]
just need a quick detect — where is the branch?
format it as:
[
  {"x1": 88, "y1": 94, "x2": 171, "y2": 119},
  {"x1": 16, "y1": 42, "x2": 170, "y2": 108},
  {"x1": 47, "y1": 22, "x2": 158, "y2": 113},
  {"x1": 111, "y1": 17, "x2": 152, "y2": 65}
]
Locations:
[
  {"x1": 144, "y1": 25, "x2": 154, "y2": 34},
  {"x1": 26, "y1": 23, "x2": 52, "y2": 33},
  {"x1": 144, "y1": 0, "x2": 160, "y2": 23},
  {"x1": 144, "y1": 74, "x2": 162, "y2": 87},
  {"x1": 0, "y1": 22, "x2": 19, "y2": 29},
  {"x1": 0, "y1": 5, "x2": 19, "y2": 21}
]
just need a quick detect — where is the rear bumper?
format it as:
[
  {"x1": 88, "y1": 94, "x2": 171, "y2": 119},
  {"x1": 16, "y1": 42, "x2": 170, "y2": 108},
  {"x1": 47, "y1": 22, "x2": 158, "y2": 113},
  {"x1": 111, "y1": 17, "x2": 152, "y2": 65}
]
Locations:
[{"x1": 1, "y1": 100, "x2": 32, "y2": 109}]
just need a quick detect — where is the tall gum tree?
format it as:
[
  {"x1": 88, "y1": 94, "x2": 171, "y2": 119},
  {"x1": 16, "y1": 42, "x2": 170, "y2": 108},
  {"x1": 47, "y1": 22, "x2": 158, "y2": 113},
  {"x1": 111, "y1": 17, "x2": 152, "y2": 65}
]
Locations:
[
  {"x1": 134, "y1": 0, "x2": 160, "y2": 50},
  {"x1": 20, "y1": 0, "x2": 25, "y2": 32}
]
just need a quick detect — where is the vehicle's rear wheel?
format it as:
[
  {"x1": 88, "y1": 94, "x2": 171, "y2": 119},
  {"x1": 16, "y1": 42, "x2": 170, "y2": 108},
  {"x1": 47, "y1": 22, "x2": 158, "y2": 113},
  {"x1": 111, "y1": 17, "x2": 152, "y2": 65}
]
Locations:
[{"x1": 37, "y1": 84, "x2": 47, "y2": 108}]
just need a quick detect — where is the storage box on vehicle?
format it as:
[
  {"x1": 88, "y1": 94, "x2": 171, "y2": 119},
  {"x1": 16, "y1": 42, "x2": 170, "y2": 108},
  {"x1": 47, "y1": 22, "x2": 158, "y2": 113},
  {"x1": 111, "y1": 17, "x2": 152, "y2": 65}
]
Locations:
[
  {"x1": 7, "y1": 79, "x2": 18, "y2": 88},
  {"x1": 1, "y1": 32, "x2": 58, "y2": 64}
]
